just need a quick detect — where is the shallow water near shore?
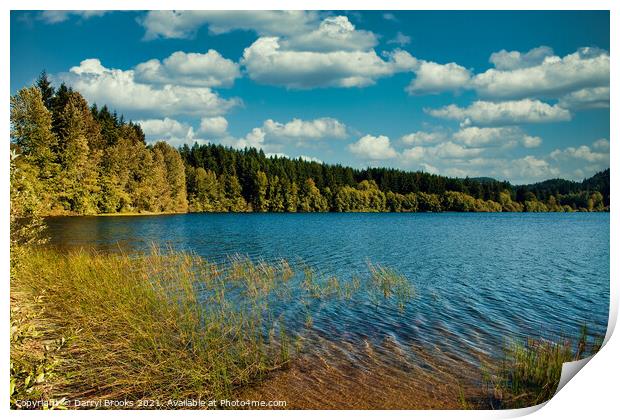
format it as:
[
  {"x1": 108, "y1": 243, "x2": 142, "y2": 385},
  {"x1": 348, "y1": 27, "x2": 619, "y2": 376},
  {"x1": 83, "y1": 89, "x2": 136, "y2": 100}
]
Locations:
[{"x1": 45, "y1": 212, "x2": 609, "y2": 399}]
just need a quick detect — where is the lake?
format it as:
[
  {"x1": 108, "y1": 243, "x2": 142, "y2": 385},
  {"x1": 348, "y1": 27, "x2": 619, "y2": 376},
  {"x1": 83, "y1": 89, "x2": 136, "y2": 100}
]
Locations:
[{"x1": 45, "y1": 212, "x2": 610, "y2": 368}]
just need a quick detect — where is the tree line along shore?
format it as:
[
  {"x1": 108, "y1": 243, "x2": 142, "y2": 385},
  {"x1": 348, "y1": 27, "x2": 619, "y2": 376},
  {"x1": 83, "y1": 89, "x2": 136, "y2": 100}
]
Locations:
[{"x1": 11, "y1": 73, "x2": 610, "y2": 219}]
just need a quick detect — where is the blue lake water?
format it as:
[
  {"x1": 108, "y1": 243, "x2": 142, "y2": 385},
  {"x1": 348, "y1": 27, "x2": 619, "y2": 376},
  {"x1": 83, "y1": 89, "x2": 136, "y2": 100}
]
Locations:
[{"x1": 45, "y1": 212, "x2": 610, "y2": 366}]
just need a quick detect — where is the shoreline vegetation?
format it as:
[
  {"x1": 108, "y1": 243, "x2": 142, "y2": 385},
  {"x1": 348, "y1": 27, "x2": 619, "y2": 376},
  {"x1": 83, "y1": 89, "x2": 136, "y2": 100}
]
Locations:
[
  {"x1": 62, "y1": 211, "x2": 188, "y2": 217},
  {"x1": 10, "y1": 245, "x2": 413, "y2": 408},
  {"x1": 10, "y1": 74, "x2": 610, "y2": 222},
  {"x1": 484, "y1": 328, "x2": 603, "y2": 409},
  {"x1": 10, "y1": 245, "x2": 603, "y2": 409}
]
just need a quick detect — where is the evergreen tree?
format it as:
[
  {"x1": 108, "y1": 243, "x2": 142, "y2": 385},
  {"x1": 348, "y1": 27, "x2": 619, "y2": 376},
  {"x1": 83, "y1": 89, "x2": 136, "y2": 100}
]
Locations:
[
  {"x1": 50, "y1": 83, "x2": 74, "y2": 139},
  {"x1": 36, "y1": 71, "x2": 55, "y2": 111},
  {"x1": 151, "y1": 157, "x2": 171, "y2": 212},
  {"x1": 130, "y1": 143, "x2": 156, "y2": 212}
]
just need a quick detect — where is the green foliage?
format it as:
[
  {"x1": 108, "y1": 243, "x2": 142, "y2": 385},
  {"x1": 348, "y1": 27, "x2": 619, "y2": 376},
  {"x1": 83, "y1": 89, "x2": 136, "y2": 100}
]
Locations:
[
  {"x1": 441, "y1": 191, "x2": 477, "y2": 212},
  {"x1": 521, "y1": 169, "x2": 610, "y2": 208},
  {"x1": 220, "y1": 173, "x2": 250, "y2": 212},
  {"x1": 11, "y1": 78, "x2": 610, "y2": 216},
  {"x1": 416, "y1": 192, "x2": 443, "y2": 212},
  {"x1": 267, "y1": 175, "x2": 285, "y2": 212},
  {"x1": 36, "y1": 71, "x2": 55, "y2": 111},
  {"x1": 10, "y1": 86, "x2": 60, "y2": 211},
  {"x1": 298, "y1": 178, "x2": 329, "y2": 212},
  {"x1": 10, "y1": 82, "x2": 188, "y2": 216},
  {"x1": 253, "y1": 170, "x2": 269, "y2": 212},
  {"x1": 187, "y1": 167, "x2": 223, "y2": 212},
  {"x1": 335, "y1": 180, "x2": 386, "y2": 212},
  {"x1": 153, "y1": 142, "x2": 189, "y2": 213},
  {"x1": 10, "y1": 150, "x2": 48, "y2": 251},
  {"x1": 386, "y1": 191, "x2": 418, "y2": 212},
  {"x1": 284, "y1": 180, "x2": 299, "y2": 212},
  {"x1": 524, "y1": 200, "x2": 549, "y2": 213},
  {"x1": 55, "y1": 92, "x2": 100, "y2": 214}
]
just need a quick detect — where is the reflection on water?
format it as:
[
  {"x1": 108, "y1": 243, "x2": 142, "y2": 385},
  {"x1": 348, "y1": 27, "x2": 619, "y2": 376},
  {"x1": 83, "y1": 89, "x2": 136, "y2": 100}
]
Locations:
[{"x1": 45, "y1": 212, "x2": 609, "y2": 375}]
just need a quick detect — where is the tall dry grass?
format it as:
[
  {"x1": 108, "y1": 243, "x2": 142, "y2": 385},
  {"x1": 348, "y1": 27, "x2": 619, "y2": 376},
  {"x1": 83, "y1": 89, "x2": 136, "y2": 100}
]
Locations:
[
  {"x1": 12, "y1": 245, "x2": 416, "y2": 407},
  {"x1": 484, "y1": 326, "x2": 604, "y2": 408},
  {"x1": 11, "y1": 247, "x2": 297, "y2": 405}
]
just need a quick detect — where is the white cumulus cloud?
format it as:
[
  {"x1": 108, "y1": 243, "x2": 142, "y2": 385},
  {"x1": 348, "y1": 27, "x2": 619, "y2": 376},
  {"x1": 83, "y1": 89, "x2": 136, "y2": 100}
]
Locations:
[
  {"x1": 137, "y1": 117, "x2": 191, "y2": 138},
  {"x1": 488, "y1": 46, "x2": 555, "y2": 70},
  {"x1": 452, "y1": 126, "x2": 541, "y2": 149},
  {"x1": 397, "y1": 47, "x2": 609, "y2": 103},
  {"x1": 134, "y1": 50, "x2": 240, "y2": 88},
  {"x1": 426, "y1": 99, "x2": 571, "y2": 126},
  {"x1": 216, "y1": 117, "x2": 348, "y2": 152},
  {"x1": 473, "y1": 47, "x2": 609, "y2": 99},
  {"x1": 406, "y1": 61, "x2": 472, "y2": 95},
  {"x1": 140, "y1": 10, "x2": 319, "y2": 39},
  {"x1": 546, "y1": 140, "x2": 609, "y2": 180},
  {"x1": 387, "y1": 32, "x2": 411, "y2": 46},
  {"x1": 282, "y1": 16, "x2": 377, "y2": 52},
  {"x1": 592, "y1": 138, "x2": 609, "y2": 152},
  {"x1": 522, "y1": 135, "x2": 543, "y2": 149},
  {"x1": 558, "y1": 86, "x2": 610, "y2": 110},
  {"x1": 241, "y1": 37, "x2": 416, "y2": 89},
  {"x1": 199, "y1": 116, "x2": 229, "y2": 137},
  {"x1": 135, "y1": 117, "x2": 198, "y2": 147},
  {"x1": 223, "y1": 128, "x2": 267, "y2": 150},
  {"x1": 400, "y1": 131, "x2": 445, "y2": 145},
  {"x1": 402, "y1": 142, "x2": 482, "y2": 161},
  {"x1": 349, "y1": 135, "x2": 398, "y2": 160},
  {"x1": 61, "y1": 58, "x2": 240, "y2": 117},
  {"x1": 499, "y1": 156, "x2": 559, "y2": 182},
  {"x1": 262, "y1": 117, "x2": 347, "y2": 140},
  {"x1": 550, "y1": 144, "x2": 609, "y2": 163}
]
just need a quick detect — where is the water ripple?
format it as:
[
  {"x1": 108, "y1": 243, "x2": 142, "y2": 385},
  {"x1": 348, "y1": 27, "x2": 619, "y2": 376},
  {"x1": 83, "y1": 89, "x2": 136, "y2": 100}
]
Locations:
[{"x1": 45, "y1": 212, "x2": 610, "y2": 363}]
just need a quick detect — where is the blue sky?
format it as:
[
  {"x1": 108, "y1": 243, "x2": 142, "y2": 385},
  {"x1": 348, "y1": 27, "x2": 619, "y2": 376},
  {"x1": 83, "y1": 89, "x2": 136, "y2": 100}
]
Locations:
[{"x1": 10, "y1": 10, "x2": 610, "y2": 183}]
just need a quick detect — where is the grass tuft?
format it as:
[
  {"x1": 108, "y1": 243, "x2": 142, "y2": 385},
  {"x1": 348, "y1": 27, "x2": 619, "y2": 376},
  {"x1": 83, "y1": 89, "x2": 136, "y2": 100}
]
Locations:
[
  {"x1": 484, "y1": 325, "x2": 604, "y2": 408},
  {"x1": 367, "y1": 263, "x2": 415, "y2": 311}
]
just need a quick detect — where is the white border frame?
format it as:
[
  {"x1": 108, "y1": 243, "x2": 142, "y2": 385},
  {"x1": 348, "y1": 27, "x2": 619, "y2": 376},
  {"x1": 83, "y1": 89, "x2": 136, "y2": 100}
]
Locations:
[{"x1": 2, "y1": 2, "x2": 616, "y2": 419}]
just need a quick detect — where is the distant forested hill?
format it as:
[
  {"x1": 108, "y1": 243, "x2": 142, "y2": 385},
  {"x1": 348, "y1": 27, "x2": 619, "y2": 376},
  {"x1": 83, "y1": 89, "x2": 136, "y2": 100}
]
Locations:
[{"x1": 10, "y1": 75, "x2": 610, "y2": 216}]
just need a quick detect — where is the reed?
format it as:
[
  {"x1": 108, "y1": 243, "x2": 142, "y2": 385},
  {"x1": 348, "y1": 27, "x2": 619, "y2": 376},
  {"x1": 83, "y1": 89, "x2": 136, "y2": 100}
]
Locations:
[
  {"x1": 10, "y1": 246, "x2": 295, "y2": 407},
  {"x1": 484, "y1": 325, "x2": 604, "y2": 408},
  {"x1": 367, "y1": 262, "x2": 415, "y2": 311},
  {"x1": 10, "y1": 245, "x2": 419, "y2": 408}
]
